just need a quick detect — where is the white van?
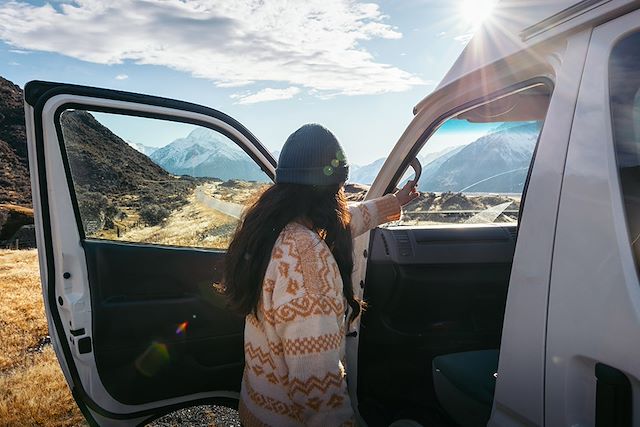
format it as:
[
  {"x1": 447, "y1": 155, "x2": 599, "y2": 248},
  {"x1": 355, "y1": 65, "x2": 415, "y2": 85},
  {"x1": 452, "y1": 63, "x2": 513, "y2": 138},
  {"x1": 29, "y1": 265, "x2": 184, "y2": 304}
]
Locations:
[{"x1": 24, "y1": 0, "x2": 640, "y2": 425}]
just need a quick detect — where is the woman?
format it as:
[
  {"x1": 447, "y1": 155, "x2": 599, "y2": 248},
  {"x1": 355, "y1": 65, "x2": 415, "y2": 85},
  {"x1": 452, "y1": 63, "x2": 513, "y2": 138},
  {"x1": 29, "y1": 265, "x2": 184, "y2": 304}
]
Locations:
[{"x1": 223, "y1": 124, "x2": 418, "y2": 426}]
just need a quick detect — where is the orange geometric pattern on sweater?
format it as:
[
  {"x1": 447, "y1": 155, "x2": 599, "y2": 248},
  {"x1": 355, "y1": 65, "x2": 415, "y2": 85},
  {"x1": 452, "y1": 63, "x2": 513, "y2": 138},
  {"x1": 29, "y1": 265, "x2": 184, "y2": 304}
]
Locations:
[
  {"x1": 357, "y1": 203, "x2": 372, "y2": 230},
  {"x1": 269, "y1": 294, "x2": 344, "y2": 323},
  {"x1": 327, "y1": 393, "x2": 345, "y2": 409},
  {"x1": 239, "y1": 195, "x2": 402, "y2": 426},
  {"x1": 239, "y1": 399, "x2": 269, "y2": 427},
  {"x1": 284, "y1": 227, "x2": 333, "y2": 296},
  {"x1": 287, "y1": 371, "x2": 344, "y2": 396},
  {"x1": 282, "y1": 331, "x2": 342, "y2": 355},
  {"x1": 245, "y1": 372, "x2": 304, "y2": 422},
  {"x1": 244, "y1": 343, "x2": 276, "y2": 370}
]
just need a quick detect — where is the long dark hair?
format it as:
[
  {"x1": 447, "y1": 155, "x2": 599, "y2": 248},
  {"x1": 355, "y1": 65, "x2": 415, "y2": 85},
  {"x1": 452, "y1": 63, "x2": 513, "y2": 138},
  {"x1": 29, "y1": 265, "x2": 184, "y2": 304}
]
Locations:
[{"x1": 222, "y1": 183, "x2": 361, "y2": 324}]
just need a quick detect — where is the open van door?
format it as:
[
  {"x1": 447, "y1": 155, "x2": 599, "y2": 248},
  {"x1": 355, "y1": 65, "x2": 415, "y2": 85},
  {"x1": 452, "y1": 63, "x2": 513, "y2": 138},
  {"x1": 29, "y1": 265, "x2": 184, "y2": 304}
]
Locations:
[{"x1": 24, "y1": 81, "x2": 276, "y2": 426}]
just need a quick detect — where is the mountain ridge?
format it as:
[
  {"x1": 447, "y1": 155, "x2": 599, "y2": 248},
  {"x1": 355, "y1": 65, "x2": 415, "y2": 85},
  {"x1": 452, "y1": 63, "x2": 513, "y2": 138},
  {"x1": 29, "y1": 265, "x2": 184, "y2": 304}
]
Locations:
[{"x1": 150, "y1": 127, "x2": 269, "y2": 181}]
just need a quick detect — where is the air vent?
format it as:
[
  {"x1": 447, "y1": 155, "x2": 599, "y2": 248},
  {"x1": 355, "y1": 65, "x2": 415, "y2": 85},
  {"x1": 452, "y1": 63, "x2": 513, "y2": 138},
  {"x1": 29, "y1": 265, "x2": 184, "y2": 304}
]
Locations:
[
  {"x1": 393, "y1": 230, "x2": 413, "y2": 257},
  {"x1": 380, "y1": 232, "x2": 390, "y2": 256}
]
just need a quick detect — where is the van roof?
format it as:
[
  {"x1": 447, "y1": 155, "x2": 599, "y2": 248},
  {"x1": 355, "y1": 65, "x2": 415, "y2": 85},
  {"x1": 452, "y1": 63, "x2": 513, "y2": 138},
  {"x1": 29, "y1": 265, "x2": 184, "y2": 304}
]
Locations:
[{"x1": 414, "y1": 0, "x2": 637, "y2": 114}]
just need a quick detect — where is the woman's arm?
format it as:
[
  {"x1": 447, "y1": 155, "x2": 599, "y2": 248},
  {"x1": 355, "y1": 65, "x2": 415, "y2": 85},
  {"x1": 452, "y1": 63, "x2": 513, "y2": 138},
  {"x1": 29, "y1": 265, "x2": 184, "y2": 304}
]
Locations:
[{"x1": 348, "y1": 180, "x2": 419, "y2": 238}]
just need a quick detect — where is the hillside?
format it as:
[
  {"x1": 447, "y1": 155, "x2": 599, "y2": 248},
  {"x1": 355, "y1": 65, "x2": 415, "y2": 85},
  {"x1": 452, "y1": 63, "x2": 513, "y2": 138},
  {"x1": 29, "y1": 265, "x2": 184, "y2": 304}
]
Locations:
[
  {"x1": 0, "y1": 77, "x2": 30, "y2": 207},
  {"x1": 59, "y1": 110, "x2": 198, "y2": 234}
]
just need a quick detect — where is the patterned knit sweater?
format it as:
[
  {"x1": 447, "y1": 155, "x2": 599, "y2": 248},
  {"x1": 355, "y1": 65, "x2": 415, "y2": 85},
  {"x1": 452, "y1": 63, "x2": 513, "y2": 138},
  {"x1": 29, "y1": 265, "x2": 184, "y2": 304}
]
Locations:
[{"x1": 239, "y1": 194, "x2": 401, "y2": 427}]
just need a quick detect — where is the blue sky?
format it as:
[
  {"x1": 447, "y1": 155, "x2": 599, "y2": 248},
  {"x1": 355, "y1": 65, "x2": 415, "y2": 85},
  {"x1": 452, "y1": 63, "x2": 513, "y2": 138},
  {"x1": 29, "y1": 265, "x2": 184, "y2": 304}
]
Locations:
[{"x1": 0, "y1": 0, "x2": 494, "y2": 165}]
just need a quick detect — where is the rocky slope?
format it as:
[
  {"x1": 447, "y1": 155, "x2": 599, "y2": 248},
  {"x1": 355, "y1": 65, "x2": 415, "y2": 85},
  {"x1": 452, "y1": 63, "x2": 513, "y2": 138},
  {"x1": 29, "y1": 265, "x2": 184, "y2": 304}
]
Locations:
[
  {"x1": 59, "y1": 110, "x2": 198, "y2": 231},
  {"x1": 0, "y1": 77, "x2": 30, "y2": 206}
]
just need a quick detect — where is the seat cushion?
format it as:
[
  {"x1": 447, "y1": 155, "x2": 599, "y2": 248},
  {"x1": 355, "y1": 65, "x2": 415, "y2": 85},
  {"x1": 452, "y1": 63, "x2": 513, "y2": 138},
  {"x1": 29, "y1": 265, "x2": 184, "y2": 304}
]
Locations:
[{"x1": 432, "y1": 349, "x2": 499, "y2": 427}]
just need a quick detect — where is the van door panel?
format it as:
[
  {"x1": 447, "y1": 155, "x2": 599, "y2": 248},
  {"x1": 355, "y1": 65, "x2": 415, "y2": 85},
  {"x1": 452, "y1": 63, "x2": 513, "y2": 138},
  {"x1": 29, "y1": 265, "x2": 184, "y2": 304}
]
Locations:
[
  {"x1": 358, "y1": 225, "x2": 515, "y2": 425},
  {"x1": 83, "y1": 240, "x2": 243, "y2": 405}
]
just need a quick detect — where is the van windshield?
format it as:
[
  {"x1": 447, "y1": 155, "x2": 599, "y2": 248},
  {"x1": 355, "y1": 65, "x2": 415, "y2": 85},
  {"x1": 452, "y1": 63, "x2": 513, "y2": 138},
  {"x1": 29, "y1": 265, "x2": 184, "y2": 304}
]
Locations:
[{"x1": 390, "y1": 83, "x2": 551, "y2": 227}]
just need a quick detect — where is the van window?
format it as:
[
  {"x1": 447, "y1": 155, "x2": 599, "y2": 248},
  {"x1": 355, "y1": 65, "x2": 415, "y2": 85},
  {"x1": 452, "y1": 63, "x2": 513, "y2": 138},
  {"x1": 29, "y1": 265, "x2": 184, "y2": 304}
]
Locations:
[
  {"x1": 57, "y1": 110, "x2": 270, "y2": 249},
  {"x1": 394, "y1": 83, "x2": 551, "y2": 226},
  {"x1": 610, "y1": 32, "x2": 640, "y2": 272}
]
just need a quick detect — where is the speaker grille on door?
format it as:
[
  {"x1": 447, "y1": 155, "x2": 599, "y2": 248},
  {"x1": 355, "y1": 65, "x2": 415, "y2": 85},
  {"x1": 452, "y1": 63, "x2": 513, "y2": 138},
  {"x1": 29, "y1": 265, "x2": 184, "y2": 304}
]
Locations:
[{"x1": 393, "y1": 230, "x2": 412, "y2": 257}]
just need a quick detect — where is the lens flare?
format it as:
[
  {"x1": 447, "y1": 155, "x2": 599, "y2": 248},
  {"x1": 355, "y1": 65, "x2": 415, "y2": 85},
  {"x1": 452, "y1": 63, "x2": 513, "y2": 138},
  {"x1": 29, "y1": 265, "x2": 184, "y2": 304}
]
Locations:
[
  {"x1": 135, "y1": 341, "x2": 170, "y2": 377},
  {"x1": 176, "y1": 321, "x2": 189, "y2": 335},
  {"x1": 459, "y1": 0, "x2": 496, "y2": 28}
]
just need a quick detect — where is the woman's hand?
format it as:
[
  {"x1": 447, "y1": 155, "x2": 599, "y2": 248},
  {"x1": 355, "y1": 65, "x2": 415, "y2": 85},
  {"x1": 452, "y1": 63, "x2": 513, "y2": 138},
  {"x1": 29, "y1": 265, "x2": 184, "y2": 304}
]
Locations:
[{"x1": 394, "y1": 180, "x2": 419, "y2": 206}]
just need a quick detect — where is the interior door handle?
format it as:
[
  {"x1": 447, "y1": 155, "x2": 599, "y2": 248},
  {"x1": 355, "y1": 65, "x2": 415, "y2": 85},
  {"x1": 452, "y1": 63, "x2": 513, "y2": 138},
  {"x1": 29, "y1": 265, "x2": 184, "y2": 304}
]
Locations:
[
  {"x1": 409, "y1": 157, "x2": 422, "y2": 183},
  {"x1": 595, "y1": 363, "x2": 632, "y2": 427}
]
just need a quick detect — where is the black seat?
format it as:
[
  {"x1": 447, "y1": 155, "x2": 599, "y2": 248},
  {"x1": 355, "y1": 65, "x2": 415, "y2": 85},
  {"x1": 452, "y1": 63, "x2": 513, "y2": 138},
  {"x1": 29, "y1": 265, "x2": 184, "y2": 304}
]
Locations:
[{"x1": 432, "y1": 349, "x2": 499, "y2": 427}]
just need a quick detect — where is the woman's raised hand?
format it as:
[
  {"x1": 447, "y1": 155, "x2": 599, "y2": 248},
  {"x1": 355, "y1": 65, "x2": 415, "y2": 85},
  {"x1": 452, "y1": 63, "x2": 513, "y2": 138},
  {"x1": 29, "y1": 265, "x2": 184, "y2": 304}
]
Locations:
[{"x1": 394, "y1": 180, "x2": 419, "y2": 206}]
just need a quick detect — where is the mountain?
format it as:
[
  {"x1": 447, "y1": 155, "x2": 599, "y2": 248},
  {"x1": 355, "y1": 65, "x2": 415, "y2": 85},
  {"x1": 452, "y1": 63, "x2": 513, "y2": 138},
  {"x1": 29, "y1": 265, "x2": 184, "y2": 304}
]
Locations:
[
  {"x1": 150, "y1": 127, "x2": 269, "y2": 182},
  {"x1": 347, "y1": 146, "x2": 463, "y2": 186},
  {"x1": 0, "y1": 77, "x2": 31, "y2": 206},
  {"x1": 420, "y1": 122, "x2": 540, "y2": 193},
  {"x1": 126, "y1": 140, "x2": 157, "y2": 156},
  {"x1": 348, "y1": 157, "x2": 386, "y2": 185},
  {"x1": 420, "y1": 145, "x2": 465, "y2": 167},
  {"x1": 345, "y1": 122, "x2": 539, "y2": 192}
]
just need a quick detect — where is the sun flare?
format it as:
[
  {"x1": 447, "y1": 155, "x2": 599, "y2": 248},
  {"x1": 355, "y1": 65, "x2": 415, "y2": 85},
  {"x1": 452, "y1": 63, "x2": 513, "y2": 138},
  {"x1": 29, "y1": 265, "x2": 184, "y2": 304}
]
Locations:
[{"x1": 459, "y1": 0, "x2": 497, "y2": 28}]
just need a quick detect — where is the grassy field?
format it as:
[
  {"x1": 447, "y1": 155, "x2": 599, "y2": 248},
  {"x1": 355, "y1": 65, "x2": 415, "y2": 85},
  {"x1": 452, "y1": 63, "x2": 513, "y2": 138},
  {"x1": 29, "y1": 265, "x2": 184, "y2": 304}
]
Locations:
[
  {"x1": 0, "y1": 249, "x2": 85, "y2": 426},
  {"x1": 0, "y1": 249, "x2": 239, "y2": 426},
  {"x1": 121, "y1": 190, "x2": 239, "y2": 249}
]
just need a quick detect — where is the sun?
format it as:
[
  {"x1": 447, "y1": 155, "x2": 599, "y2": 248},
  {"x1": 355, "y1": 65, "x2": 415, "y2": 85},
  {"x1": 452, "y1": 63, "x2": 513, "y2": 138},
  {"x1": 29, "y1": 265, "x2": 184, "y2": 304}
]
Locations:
[{"x1": 459, "y1": 0, "x2": 497, "y2": 28}]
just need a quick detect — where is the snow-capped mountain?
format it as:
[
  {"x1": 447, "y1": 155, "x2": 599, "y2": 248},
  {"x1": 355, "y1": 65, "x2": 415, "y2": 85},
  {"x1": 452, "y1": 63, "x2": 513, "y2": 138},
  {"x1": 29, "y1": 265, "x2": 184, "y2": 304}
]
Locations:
[
  {"x1": 420, "y1": 122, "x2": 540, "y2": 193},
  {"x1": 126, "y1": 140, "x2": 157, "y2": 156},
  {"x1": 150, "y1": 128, "x2": 269, "y2": 181},
  {"x1": 348, "y1": 158, "x2": 386, "y2": 185},
  {"x1": 347, "y1": 146, "x2": 463, "y2": 186},
  {"x1": 346, "y1": 122, "x2": 540, "y2": 192}
]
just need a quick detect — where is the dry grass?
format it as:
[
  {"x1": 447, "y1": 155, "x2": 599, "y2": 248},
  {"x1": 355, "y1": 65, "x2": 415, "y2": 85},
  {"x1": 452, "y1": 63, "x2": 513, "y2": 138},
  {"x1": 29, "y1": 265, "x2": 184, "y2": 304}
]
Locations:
[
  {"x1": 211, "y1": 181, "x2": 268, "y2": 204},
  {"x1": 0, "y1": 249, "x2": 85, "y2": 426},
  {"x1": 121, "y1": 192, "x2": 240, "y2": 249},
  {"x1": 0, "y1": 347, "x2": 85, "y2": 426},
  {"x1": 0, "y1": 250, "x2": 46, "y2": 370}
]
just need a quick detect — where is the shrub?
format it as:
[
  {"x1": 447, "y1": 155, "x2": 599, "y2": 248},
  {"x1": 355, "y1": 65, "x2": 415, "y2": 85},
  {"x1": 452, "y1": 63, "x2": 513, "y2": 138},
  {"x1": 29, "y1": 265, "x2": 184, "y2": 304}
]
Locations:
[
  {"x1": 139, "y1": 204, "x2": 170, "y2": 226},
  {"x1": 77, "y1": 191, "x2": 109, "y2": 221}
]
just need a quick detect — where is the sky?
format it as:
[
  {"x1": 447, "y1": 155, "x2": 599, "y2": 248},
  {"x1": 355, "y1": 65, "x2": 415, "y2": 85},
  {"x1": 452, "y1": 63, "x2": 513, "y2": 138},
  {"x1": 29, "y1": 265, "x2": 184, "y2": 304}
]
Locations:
[{"x1": 0, "y1": 0, "x2": 497, "y2": 165}]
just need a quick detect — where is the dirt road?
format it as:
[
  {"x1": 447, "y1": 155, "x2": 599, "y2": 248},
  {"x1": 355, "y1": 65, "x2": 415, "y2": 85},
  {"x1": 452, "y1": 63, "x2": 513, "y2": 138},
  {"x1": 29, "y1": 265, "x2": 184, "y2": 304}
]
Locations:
[{"x1": 194, "y1": 186, "x2": 245, "y2": 219}]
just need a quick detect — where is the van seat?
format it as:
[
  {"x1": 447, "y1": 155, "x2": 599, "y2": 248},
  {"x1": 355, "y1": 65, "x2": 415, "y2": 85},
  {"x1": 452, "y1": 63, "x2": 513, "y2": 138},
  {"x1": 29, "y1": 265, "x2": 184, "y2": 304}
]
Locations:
[{"x1": 432, "y1": 349, "x2": 499, "y2": 427}]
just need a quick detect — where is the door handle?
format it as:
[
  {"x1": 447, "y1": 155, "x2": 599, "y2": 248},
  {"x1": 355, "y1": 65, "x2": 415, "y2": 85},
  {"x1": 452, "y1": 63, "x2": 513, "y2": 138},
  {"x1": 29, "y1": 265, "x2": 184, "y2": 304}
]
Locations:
[{"x1": 595, "y1": 363, "x2": 632, "y2": 427}]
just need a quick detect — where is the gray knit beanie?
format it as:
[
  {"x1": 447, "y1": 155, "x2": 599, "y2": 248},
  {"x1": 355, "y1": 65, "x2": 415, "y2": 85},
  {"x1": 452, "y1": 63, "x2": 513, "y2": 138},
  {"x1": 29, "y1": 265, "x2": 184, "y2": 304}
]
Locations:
[{"x1": 275, "y1": 124, "x2": 349, "y2": 185}]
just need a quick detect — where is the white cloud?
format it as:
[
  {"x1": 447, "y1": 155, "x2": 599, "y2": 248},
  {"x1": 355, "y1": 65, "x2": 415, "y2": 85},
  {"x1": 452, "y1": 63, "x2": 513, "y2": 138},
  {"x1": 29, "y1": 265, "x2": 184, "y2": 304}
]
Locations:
[
  {"x1": 231, "y1": 86, "x2": 301, "y2": 104},
  {"x1": 9, "y1": 48, "x2": 30, "y2": 54},
  {"x1": 115, "y1": 74, "x2": 128, "y2": 80},
  {"x1": 0, "y1": 0, "x2": 426, "y2": 97},
  {"x1": 453, "y1": 33, "x2": 473, "y2": 44}
]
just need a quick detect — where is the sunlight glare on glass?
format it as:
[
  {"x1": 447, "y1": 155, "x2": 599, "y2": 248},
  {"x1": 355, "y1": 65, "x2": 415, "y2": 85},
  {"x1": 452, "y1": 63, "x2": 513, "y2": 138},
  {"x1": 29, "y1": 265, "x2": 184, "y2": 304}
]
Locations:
[{"x1": 459, "y1": 0, "x2": 497, "y2": 28}]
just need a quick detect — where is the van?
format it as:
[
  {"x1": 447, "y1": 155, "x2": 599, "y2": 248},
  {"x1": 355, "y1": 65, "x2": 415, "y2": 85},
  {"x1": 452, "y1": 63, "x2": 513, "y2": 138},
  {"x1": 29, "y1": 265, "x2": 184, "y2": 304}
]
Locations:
[{"x1": 23, "y1": 0, "x2": 640, "y2": 425}]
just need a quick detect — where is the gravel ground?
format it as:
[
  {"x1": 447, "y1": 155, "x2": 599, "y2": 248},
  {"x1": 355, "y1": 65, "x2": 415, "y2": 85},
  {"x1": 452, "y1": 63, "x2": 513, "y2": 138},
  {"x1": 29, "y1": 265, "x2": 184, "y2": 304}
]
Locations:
[{"x1": 147, "y1": 405, "x2": 241, "y2": 427}]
